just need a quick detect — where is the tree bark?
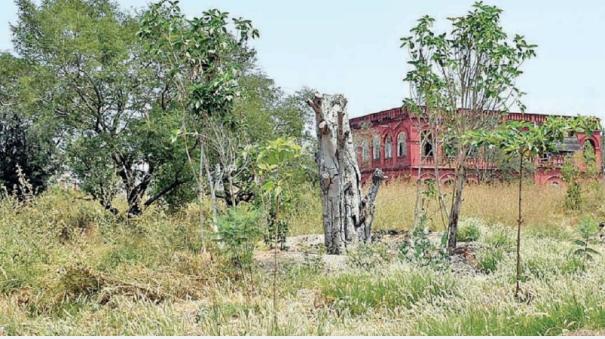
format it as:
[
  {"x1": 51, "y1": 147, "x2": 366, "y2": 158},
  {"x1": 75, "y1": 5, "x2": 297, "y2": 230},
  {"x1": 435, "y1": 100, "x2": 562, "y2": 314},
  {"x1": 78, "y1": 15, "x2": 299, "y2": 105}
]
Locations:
[
  {"x1": 201, "y1": 142, "x2": 218, "y2": 232},
  {"x1": 447, "y1": 161, "x2": 466, "y2": 251},
  {"x1": 308, "y1": 93, "x2": 385, "y2": 254}
]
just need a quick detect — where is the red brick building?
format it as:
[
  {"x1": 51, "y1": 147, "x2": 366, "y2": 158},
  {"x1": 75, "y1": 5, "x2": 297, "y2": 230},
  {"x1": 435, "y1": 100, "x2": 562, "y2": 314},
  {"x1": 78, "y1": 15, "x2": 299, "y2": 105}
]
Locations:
[{"x1": 350, "y1": 107, "x2": 602, "y2": 185}]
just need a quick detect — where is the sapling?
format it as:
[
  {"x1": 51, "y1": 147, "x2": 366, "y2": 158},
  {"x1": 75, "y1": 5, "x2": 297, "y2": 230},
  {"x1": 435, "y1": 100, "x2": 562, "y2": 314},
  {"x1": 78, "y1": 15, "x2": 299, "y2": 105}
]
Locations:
[
  {"x1": 573, "y1": 216, "x2": 600, "y2": 265},
  {"x1": 256, "y1": 137, "x2": 303, "y2": 333},
  {"x1": 401, "y1": 2, "x2": 537, "y2": 252},
  {"x1": 465, "y1": 115, "x2": 599, "y2": 298}
]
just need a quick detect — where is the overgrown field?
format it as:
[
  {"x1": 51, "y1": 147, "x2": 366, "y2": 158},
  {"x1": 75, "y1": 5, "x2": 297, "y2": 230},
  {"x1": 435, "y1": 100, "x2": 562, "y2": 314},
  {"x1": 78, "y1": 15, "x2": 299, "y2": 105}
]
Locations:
[
  {"x1": 1, "y1": 183, "x2": 605, "y2": 335},
  {"x1": 292, "y1": 180, "x2": 604, "y2": 235}
]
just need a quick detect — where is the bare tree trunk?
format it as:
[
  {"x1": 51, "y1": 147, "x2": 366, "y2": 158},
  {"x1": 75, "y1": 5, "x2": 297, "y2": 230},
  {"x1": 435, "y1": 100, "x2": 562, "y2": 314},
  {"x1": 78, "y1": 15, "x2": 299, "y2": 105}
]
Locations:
[
  {"x1": 201, "y1": 141, "x2": 218, "y2": 232},
  {"x1": 447, "y1": 159, "x2": 466, "y2": 251},
  {"x1": 429, "y1": 127, "x2": 448, "y2": 230},
  {"x1": 308, "y1": 93, "x2": 385, "y2": 254},
  {"x1": 199, "y1": 140, "x2": 206, "y2": 249}
]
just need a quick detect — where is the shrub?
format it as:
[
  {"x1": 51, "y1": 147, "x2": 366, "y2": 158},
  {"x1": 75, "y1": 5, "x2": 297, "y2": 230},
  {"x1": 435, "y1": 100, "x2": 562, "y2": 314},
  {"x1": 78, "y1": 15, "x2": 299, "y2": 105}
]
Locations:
[
  {"x1": 457, "y1": 221, "x2": 481, "y2": 242},
  {"x1": 398, "y1": 219, "x2": 448, "y2": 270},
  {"x1": 572, "y1": 216, "x2": 600, "y2": 262},
  {"x1": 215, "y1": 205, "x2": 262, "y2": 270},
  {"x1": 477, "y1": 248, "x2": 503, "y2": 274},
  {"x1": 577, "y1": 216, "x2": 599, "y2": 240},
  {"x1": 59, "y1": 264, "x2": 104, "y2": 297},
  {"x1": 485, "y1": 228, "x2": 514, "y2": 250},
  {"x1": 348, "y1": 243, "x2": 390, "y2": 270}
]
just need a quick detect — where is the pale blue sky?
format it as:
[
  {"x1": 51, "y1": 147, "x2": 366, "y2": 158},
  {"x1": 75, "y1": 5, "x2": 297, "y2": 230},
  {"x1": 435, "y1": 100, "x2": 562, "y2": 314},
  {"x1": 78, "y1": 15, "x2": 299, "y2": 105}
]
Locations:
[{"x1": 1, "y1": 1, "x2": 604, "y2": 118}]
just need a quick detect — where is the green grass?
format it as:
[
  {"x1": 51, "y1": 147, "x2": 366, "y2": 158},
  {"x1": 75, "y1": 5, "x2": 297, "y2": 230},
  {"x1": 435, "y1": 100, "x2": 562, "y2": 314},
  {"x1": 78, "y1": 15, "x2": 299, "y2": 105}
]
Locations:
[
  {"x1": 416, "y1": 296, "x2": 605, "y2": 335},
  {"x1": 320, "y1": 269, "x2": 458, "y2": 316},
  {"x1": 477, "y1": 248, "x2": 504, "y2": 273},
  {"x1": 457, "y1": 219, "x2": 481, "y2": 242}
]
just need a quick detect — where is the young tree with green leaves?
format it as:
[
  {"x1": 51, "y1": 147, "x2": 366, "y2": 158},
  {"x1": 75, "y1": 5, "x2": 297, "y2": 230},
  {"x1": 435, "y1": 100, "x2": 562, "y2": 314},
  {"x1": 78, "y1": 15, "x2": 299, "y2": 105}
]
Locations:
[
  {"x1": 401, "y1": 2, "x2": 537, "y2": 252},
  {"x1": 465, "y1": 115, "x2": 599, "y2": 298},
  {"x1": 256, "y1": 137, "x2": 303, "y2": 332}
]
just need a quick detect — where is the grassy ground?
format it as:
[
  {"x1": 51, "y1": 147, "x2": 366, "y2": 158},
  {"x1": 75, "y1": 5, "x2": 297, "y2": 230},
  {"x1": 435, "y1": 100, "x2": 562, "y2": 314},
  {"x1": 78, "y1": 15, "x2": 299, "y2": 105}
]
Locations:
[
  {"x1": 1, "y1": 183, "x2": 605, "y2": 335},
  {"x1": 289, "y1": 179, "x2": 605, "y2": 235}
]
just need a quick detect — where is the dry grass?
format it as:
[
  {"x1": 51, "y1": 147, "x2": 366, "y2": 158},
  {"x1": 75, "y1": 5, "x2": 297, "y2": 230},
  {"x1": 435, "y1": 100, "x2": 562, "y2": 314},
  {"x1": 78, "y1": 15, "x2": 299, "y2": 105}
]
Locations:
[
  {"x1": 289, "y1": 179, "x2": 605, "y2": 235},
  {"x1": 2, "y1": 183, "x2": 605, "y2": 335}
]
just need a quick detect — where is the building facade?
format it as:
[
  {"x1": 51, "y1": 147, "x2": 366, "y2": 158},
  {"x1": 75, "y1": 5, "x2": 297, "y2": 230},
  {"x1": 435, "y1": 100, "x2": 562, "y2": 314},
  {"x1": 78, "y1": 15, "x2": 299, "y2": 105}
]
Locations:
[{"x1": 350, "y1": 107, "x2": 602, "y2": 185}]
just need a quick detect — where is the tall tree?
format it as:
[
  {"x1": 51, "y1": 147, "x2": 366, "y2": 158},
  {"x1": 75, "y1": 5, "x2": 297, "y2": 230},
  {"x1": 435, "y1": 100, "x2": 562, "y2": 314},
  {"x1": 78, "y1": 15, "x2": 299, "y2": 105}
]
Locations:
[
  {"x1": 11, "y1": 0, "x2": 192, "y2": 215},
  {"x1": 0, "y1": 52, "x2": 58, "y2": 196},
  {"x1": 138, "y1": 1, "x2": 312, "y2": 210},
  {"x1": 138, "y1": 0, "x2": 257, "y2": 240},
  {"x1": 401, "y1": 2, "x2": 537, "y2": 251}
]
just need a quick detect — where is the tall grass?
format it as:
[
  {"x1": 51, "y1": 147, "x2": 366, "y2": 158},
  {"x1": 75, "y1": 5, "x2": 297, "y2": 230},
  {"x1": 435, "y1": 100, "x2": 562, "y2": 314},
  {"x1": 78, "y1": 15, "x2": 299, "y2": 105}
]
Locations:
[
  {"x1": 289, "y1": 179, "x2": 603, "y2": 234},
  {"x1": 2, "y1": 186, "x2": 605, "y2": 335}
]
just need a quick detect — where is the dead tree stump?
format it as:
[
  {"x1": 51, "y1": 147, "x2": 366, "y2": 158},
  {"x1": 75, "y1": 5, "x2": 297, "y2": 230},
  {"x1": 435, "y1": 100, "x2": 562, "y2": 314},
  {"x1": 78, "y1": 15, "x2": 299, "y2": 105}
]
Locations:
[{"x1": 307, "y1": 93, "x2": 385, "y2": 254}]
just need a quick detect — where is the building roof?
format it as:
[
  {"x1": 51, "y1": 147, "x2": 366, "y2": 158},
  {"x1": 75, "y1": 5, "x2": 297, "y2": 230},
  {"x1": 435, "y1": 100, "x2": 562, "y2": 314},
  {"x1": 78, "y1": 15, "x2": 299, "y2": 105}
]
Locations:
[{"x1": 350, "y1": 106, "x2": 594, "y2": 129}]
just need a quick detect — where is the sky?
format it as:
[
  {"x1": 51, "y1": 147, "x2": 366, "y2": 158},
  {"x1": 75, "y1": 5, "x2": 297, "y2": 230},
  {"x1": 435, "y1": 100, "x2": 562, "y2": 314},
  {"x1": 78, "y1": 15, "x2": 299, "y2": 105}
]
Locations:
[{"x1": 1, "y1": 1, "x2": 605, "y2": 119}]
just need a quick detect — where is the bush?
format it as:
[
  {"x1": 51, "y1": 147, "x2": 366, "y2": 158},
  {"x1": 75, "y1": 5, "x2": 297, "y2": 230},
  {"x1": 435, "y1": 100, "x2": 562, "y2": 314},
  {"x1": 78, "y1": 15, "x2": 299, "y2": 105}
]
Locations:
[
  {"x1": 348, "y1": 243, "x2": 390, "y2": 270},
  {"x1": 577, "y1": 216, "x2": 599, "y2": 240},
  {"x1": 485, "y1": 228, "x2": 514, "y2": 250},
  {"x1": 457, "y1": 221, "x2": 481, "y2": 242},
  {"x1": 477, "y1": 248, "x2": 503, "y2": 274},
  {"x1": 215, "y1": 205, "x2": 262, "y2": 270},
  {"x1": 398, "y1": 220, "x2": 448, "y2": 270},
  {"x1": 571, "y1": 216, "x2": 601, "y2": 262}
]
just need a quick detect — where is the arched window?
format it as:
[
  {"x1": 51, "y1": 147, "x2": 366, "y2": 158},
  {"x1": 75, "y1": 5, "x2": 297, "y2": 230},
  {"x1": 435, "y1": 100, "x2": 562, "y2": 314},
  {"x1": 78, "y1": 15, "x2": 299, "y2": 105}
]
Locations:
[
  {"x1": 397, "y1": 132, "x2": 407, "y2": 157},
  {"x1": 421, "y1": 131, "x2": 434, "y2": 158},
  {"x1": 361, "y1": 140, "x2": 369, "y2": 162},
  {"x1": 385, "y1": 136, "x2": 393, "y2": 159},
  {"x1": 372, "y1": 135, "x2": 380, "y2": 160}
]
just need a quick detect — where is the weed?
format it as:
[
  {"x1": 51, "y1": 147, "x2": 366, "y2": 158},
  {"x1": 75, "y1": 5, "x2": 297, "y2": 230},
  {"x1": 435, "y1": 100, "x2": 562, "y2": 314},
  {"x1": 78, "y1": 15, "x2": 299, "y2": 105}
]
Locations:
[
  {"x1": 398, "y1": 222, "x2": 448, "y2": 269},
  {"x1": 215, "y1": 205, "x2": 262, "y2": 270},
  {"x1": 457, "y1": 220, "x2": 481, "y2": 242},
  {"x1": 347, "y1": 243, "x2": 390, "y2": 270},
  {"x1": 477, "y1": 248, "x2": 503, "y2": 274},
  {"x1": 320, "y1": 270, "x2": 457, "y2": 316},
  {"x1": 572, "y1": 216, "x2": 600, "y2": 262}
]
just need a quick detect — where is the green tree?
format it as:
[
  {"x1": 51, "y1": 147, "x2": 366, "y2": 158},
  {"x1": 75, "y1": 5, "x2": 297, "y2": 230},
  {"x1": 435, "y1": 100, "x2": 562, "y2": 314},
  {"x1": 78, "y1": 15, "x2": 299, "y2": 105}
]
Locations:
[
  {"x1": 0, "y1": 52, "x2": 58, "y2": 196},
  {"x1": 401, "y1": 2, "x2": 537, "y2": 251},
  {"x1": 572, "y1": 216, "x2": 600, "y2": 265},
  {"x1": 138, "y1": 1, "x2": 313, "y2": 216},
  {"x1": 138, "y1": 0, "x2": 259, "y2": 229},
  {"x1": 11, "y1": 0, "x2": 194, "y2": 215},
  {"x1": 256, "y1": 138, "x2": 305, "y2": 249},
  {"x1": 561, "y1": 155, "x2": 582, "y2": 210}
]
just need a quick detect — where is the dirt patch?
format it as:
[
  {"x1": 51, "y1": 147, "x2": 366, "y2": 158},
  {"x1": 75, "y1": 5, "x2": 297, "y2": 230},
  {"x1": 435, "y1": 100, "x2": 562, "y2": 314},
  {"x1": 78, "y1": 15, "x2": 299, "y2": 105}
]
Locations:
[
  {"x1": 254, "y1": 230, "x2": 406, "y2": 272},
  {"x1": 254, "y1": 250, "x2": 347, "y2": 272},
  {"x1": 564, "y1": 329, "x2": 605, "y2": 336},
  {"x1": 254, "y1": 230, "x2": 480, "y2": 275}
]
